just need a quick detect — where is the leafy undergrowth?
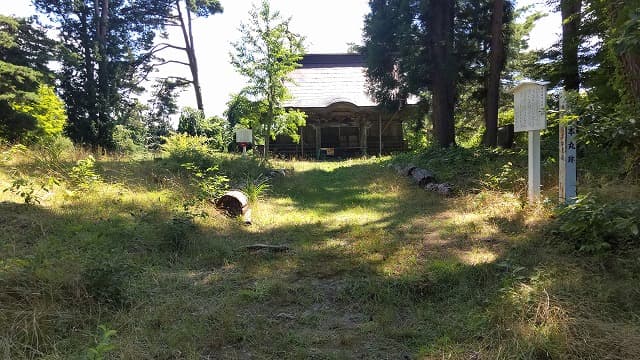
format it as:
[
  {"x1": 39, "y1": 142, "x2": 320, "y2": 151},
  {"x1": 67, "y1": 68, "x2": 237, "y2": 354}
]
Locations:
[{"x1": 1, "y1": 147, "x2": 639, "y2": 359}]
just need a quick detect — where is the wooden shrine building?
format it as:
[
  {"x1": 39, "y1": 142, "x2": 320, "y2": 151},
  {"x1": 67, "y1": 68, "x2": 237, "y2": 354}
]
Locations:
[{"x1": 270, "y1": 54, "x2": 415, "y2": 158}]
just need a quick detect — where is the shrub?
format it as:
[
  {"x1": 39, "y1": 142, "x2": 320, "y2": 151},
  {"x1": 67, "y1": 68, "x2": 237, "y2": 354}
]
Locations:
[
  {"x1": 552, "y1": 194, "x2": 640, "y2": 253},
  {"x1": 481, "y1": 161, "x2": 526, "y2": 194},
  {"x1": 3, "y1": 176, "x2": 58, "y2": 204},
  {"x1": 161, "y1": 133, "x2": 214, "y2": 169},
  {"x1": 112, "y1": 124, "x2": 144, "y2": 154},
  {"x1": 69, "y1": 155, "x2": 102, "y2": 190},
  {"x1": 83, "y1": 261, "x2": 131, "y2": 307},
  {"x1": 181, "y1": 163, "x2": 230, "y2": 201},
  {"x1": 163, "y1": 206, "x2": 207, "y2": 253},
  {"x1": 240, "y1": 174, "x2": 270, "y2": 203},
  {"x1": 8, "y1": 84, "x2": 67, "y2": 143},
  {"x1": 86, "y1": 325, "x2": 117, "y2": 360}
]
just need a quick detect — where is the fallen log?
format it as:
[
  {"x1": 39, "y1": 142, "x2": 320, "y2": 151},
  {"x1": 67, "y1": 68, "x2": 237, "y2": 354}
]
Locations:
[
  {"x1": 241, "y1": 244, "x2": 290, "y2": 252},
  {"x1": 401, "y1": 164, "x2": 417, "y2": 177},
  {"x1": 425, "y1": 182, "x2": 454, "y2": 196},
  {"x1": 216, "y1": 190, "x2": 249, "y2": 217},
  {"x1": 411, "y1": 168, "x2": 436, "y2": 186}
]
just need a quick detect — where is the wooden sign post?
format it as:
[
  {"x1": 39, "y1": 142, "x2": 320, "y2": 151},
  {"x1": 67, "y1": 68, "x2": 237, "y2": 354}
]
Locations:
[
  {"x1": 235, "y1": 128, "x2": 253, "y2": 157},
  {"x1": 513, "y1": 81, "x2": 547, "y2": 203},
  {"x1": 559, "y1": 91, "x2": 577, "y2": 204}
]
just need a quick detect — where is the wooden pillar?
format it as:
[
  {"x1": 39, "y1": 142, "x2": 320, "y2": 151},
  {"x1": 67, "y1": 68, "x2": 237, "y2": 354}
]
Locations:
[
  {"x1": 300, "y1": 126, "x2": 304, "y2": 159},
  {"x1": 378, "y1": 114, "x2": 382, "y2": 156},
  {"x1": 314, "y1": 125, "x2": 321, "y2": 159},
  {"x1": 360, "y1": 119, "x2": 368, "y2": 156}
]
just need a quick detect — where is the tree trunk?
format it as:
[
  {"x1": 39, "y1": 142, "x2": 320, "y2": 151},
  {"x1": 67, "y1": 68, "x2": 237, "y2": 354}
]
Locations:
[
  {"x1": 619, "y1": 52, "x2": 640, "y2": 104},
  {"x1": 560, "y1": 0, "x2": 582, "y2": 91},
  {"x1": 483, "y1": 0, "x2": 506, "y2": 147},
  {"x1": 78, "y1": 7, "x2": 97, "y2": 143},
  {"x1": 185, "y1": 3, "x2": 204, "y2": 112},
  {"x1": 429, "y1": 0, "x2": 456, "y2": 147},
  {"x1": 96, "y1": 0, "x2": 111, "y2": 148},
  {"x1": 177, "y1": 0, "x2": 204, "y2": 112}
]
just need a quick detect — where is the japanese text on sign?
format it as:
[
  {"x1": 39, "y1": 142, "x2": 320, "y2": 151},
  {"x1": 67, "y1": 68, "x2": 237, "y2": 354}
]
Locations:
[{"x1": 513, "y1": 82, "x2": 547, "y2": 132}]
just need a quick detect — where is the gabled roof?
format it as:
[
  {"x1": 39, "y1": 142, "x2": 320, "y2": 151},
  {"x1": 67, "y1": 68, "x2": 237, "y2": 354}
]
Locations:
[{"x1": 285, "y1": 54, "x2": 378, "y2": 108}]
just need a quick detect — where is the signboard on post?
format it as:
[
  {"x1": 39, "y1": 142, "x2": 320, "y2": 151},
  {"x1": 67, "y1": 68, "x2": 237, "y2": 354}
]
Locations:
[
  {"x1": 235, "y1": 128, "x2": 252, "y2": 156},
  {"x1": 559, "y1": 91, "x2": 577, "y2": 204},
  {"x1": 513, "y1": 82, "x2": 547, "y2": 132},
  {"x1": 513, "y1": 81, "x2": 547, "y2": 203}
]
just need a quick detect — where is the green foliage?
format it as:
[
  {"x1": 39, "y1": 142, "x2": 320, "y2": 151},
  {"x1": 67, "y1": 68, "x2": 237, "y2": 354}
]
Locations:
[
  {"x1": 177, "y1": 107, "x2": 205, "y2": 136},
  {"x1": 481, "y1": 161, "x2": 526, "y2": 193},
  {"x1": 112, "y1": 124, "x2": 144, "y2": 154},
  {"x1": 240, "y1": 174, "x2": 270, "y2": 203},
  {"x1": 86, "y1": 325, "x2": 117, "y2": 360},
  {"x1": 83, "y1": 261, "x2": 130, "y2": 307},
  {"x1": 161, "y1": 133, "x2": 215, "y2": 169},
  {"x1": 230, "y1": 0, "x2": 306, "y2": 156},
  {"x1": 9, "y1": 84, "x2": 67, "y2": 142},
  {"x1": 225, "y1": 92, "x2": 259, "y2": 129},
  {"x1": 164, "y1": 205, "x2": 208, "y2": 253},
  {"x1": 162, "y1": 133, "x2": 230, "y2": 201},
  {"x1": 552, "y1": 195, "x2": 640, "y2": 253},
  {"x1": 0, "y1": 15, "x2": 57, "y2": 143},
  {"x1": 145, "y1": 79, "x2": 183, "y2": 150},
  {"x1": 3, "y1": 176, "x2": 58, "y2": 204},
  {"x1": 204, "y1": 115, "x2": 234, "y2": 151},
  {"x1": 32, "y1": 0, "x2": 171, "y2": 147},
  {"x1": 69, "y1": 156, "x2": 102, "y2": 191},
  {"x1": 177, "y1": 107, "x2": 233, "y2": 151},
  {"x1": 181, "y1": 163, "x2": 230, "y2": 201}
]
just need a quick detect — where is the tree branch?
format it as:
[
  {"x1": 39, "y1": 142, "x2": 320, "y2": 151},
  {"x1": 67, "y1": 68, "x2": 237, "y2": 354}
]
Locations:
[{"x1": 154, "y1": 60, "x2": 191, "y2": 67}]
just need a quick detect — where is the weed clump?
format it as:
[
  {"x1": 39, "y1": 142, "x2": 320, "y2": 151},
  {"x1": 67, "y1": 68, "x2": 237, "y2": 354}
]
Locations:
[
  {"x1": 83, "y1": 260, "x2": 132, "y2": 307},
  {"x1": 551, "y1": 194, "x2": 640, "y2": 253}
]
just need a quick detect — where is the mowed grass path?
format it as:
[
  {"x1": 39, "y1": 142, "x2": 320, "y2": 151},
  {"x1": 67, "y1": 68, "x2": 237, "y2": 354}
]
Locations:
[{"x1": 2, "y1": 156, "x2": 639, "y2": 359}]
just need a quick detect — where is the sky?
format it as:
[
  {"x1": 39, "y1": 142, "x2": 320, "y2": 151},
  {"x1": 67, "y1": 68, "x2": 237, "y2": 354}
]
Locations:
[{"x1": 0, "y1": 0, "x2": 560, "y2": 118}]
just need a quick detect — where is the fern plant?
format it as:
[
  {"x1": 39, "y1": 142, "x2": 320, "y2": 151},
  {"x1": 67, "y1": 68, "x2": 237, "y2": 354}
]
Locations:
[{"x1": 241, "y1": 174, "x2": 270, "y2": 203}]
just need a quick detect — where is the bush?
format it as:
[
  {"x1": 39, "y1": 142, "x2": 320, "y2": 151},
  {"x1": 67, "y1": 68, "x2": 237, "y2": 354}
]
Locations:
[
  {"x1": 112, "y1": 124, "x2": 144, "y2": 154},
  {"x1": 68, "y1": 155, "x2": 102, "y2": 191},
  {"x1": 83, "y1": 261, "x2": 131, "y2": 307},
  {"x1": 181, "y1": 163, "x2": 230, "y2": 201},
  {"x1": 3, "y1": 176, "x2": 58, "y2": 204},
  {"x1": 240, "y1": 174, "x2": 270, "y2": 203},
  {"x1": 161, "y1": 133, "x2": 214, "y2": 169},
  {"x1": 552, "y1": 194, "x2": 640, "y2": 253},
  {"x1": 177, "y1": 107, "x2": 233, "y2": 151},
  {"x1": 163, "y1": 206, "x2": 207, "y2": 253}
]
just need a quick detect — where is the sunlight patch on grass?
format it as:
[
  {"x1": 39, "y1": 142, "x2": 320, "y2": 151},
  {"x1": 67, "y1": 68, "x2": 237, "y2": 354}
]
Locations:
[{"x1": 456, "y1": 247, "x2": 498, "y2": 265}]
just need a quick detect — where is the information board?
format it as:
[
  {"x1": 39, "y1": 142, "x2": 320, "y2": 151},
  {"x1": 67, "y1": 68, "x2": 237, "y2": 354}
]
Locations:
[
  {"x1": 235, "y1": 128, "x2": 252, "y2": 143},
  {"x1": 513, "y1": 82, "x2": 547, "y2": 132}
]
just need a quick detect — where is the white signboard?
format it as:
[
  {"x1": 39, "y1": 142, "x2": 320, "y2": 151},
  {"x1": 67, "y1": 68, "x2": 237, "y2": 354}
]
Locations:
[
  {"x1": 513, "y1": 82, "x2": 547, "y2": 132},
  {"x1": 235, "y1": 128, "x2": 252, "y2": 143}
]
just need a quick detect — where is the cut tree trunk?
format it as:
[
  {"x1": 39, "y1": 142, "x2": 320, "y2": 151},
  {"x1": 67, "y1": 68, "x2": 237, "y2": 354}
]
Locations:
[
  {"x1": 216, "y1": 190, "x2": 249, "y2": 217},
  {"x1": 411, "y1": 168, "x2": 436, "y2": 186}
]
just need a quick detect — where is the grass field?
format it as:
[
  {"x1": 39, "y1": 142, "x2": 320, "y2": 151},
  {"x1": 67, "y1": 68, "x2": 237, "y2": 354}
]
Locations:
[{"x1": 1, "y1": 149, "x2": 639, "y2": 359}]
